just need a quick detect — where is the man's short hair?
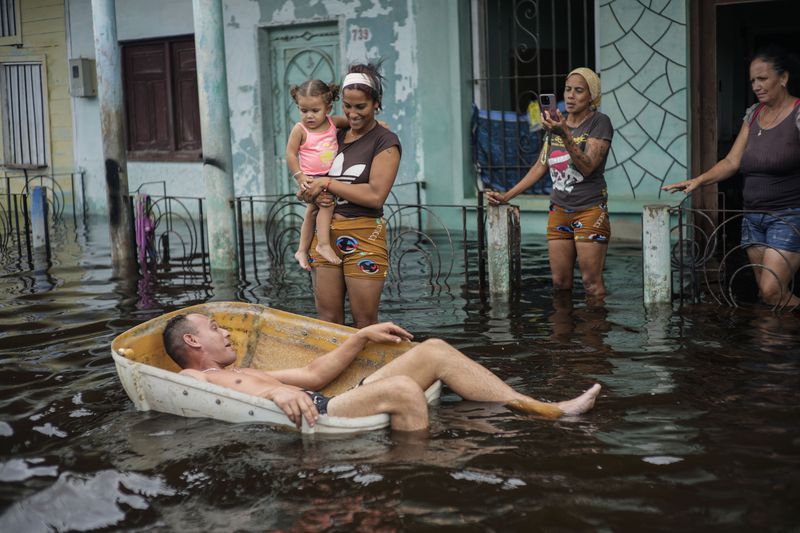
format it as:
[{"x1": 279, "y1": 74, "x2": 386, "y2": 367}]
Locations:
[{"x1": 162, "y1": 314, "x2": 197, "y2": 368}]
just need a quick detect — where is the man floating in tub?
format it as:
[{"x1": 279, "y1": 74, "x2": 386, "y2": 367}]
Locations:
[{"x1": 163, "y1": 313, "x2": 601, "y2": 431}]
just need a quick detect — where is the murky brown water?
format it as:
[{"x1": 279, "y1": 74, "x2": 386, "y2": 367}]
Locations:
[{"x1": 1, "y1": 219, "x2": 799, "y2": 532}]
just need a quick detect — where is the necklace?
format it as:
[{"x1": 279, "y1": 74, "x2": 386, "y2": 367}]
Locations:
[
  {"x1": 565, "y1": 110, "x2": 594, "y2": 129},
  {"x1": 346, "y1": 120, "x2": 377, "y2": 143},
  {"x1": 757, "y1": 102, "x2": 787, "y2": 136},
  {"x1": 201, "y1": 367, "x2": 241, "y2": 373}
]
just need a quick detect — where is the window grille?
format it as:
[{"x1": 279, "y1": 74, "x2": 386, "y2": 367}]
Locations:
[
  {"x1": 0, "y1": 0, "x2": 21, "y2": 44},
  {"x1": 1, "y1": 62, "x2": 48, "y2": 167},
  {"x1": 472, "y1": 0, "x2": 595, "y2": 195}
]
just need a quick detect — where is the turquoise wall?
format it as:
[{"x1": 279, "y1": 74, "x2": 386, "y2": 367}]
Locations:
[
  {"x1": 414, "y1": 1, "x2": 473, "y2": 215},
  {"x1": 598, "y1": 0, "x2": 688, "y2": 238},
  {"x1": 235, "y1": 0, "x2": 472, "y2": 229},
  {"x1": 70, "y1": 0, "x2": 689, "y2": 243},
  {"x1": 234, "y1": 0, "x2": 422, "y2": 202},
  {"x1": 490, "y1": 0, "x2": 690, "y2": 241}
]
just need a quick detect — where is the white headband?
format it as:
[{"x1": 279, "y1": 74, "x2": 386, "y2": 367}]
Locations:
[{"x1": 342, "y1": 72, "x2": 374, "y2": 89}]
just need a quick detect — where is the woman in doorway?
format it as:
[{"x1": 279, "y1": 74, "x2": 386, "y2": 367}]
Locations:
[
  {"x1": 487, "y1": 68, "x2": 614, "y2": 301},
  {"x1": 663, "y1": 45, "x2": 800, "y2": 309},
  {"x1": 302, "y1": 61, "x2": 401, "y2": 327}
]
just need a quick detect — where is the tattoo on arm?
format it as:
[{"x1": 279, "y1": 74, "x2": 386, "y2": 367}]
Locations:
[{"x1": 564, "y1": 137, "x2": 609, "y2": 175}]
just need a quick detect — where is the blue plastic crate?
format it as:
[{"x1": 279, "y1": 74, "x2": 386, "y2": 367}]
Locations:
[{"x1": 471, "y1": 104, "x2": 553, "y2": 195}]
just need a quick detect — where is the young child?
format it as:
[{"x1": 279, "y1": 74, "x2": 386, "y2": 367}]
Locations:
[{"x1": 286, "y1": 80, "x2": 344, "y2": 270}]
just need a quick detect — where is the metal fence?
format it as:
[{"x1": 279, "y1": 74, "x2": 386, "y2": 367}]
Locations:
[
  {"x1": 128, "y1": 190, "x2": 210, "y2": 283},
  {"x1": 233, "y1": 183, "x2": 509, "y2": 296},
  {"x1": 1, "y1": 174, "x2": 524, "y2": 301},
  {"x1": 0, "y1": 171, "x2": 85, "y2": 261},
  {"x1": 670, "y1": 195, "x2": 800, "y2": 311}
]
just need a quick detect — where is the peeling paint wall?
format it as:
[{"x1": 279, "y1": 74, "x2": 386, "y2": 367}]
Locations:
[
  {"x1": 229, "y1": 0, "x2": 422, "y2": 200},
  {"x1": 223, "y1": 0, "x2": 262, "y2": 197},
  {"x1": 69, "y1": 0, "x2": 472, "y2": 215}
]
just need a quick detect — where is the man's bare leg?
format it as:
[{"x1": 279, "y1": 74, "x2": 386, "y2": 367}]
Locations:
[
  {"x1": 362, "y1": 338, "x2": 600, "y2": 419},
  {"x1": 326, "y1": 375, "x2": 429, "y2": 431}
]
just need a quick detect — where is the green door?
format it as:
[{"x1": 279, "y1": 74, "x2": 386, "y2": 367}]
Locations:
[{"x1": 266, "y1": 23, "x2": 340, "y2": 196}]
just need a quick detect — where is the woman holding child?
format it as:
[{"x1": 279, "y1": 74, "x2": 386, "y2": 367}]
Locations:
[{"x1": 300, "y1": 62, "x2": 401, "y2": 328}]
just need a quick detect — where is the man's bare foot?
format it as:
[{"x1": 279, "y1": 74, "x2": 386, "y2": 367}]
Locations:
[
  {"x1": 506, "y1": 383, "x2": 601, "y2": 419},
  {"x1": 505, "y1": 398, "x2": 563, "y2": 419},
  {"x1": 294, "y1": 250, "x2": 312, "y2": 271},
  {"x1": 316, "y1": 243, "x2": 342, "y2": 265},
  {"x1": 556, "y1": 383, "x2": 601, "y2": 416}
]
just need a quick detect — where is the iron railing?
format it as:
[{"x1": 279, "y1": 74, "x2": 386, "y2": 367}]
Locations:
[
  {"x1": 232, "y1": 183, "x2": 510, "y2": 296},
  {"x1": 0, "y1": 170, "x2": 85, "y2": 260},
  {"x1": 670, "y1": 195, "x2": 800, "y2": 312},
  {"x1": 3, "y1": 175, "x2": 522, "y2": 303},
  {"x1": 127, "y1": 191, "x2": 209, "y2": 278}
]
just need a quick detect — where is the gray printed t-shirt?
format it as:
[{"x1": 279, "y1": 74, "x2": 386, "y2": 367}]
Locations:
[{"x1": 547, "y1": 111, "x2": 613, "y2": 210}]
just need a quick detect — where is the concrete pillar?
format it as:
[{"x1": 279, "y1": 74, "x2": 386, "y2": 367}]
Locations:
[
  {"x1": 192, "y1": 0, "x2": 238, "y2": 274},
  {"x1": 487, "y1": 204, "x2": 513, "y2": 295},
  {"x1": 31, "y1": 186, "x2": 49, "y2": 249},
  {"x1": 91, "y1": 0, "x2": 134, "y2": 273},
  {"x1": 642, "y1": 204, "x2": 672, "y2": 305}
]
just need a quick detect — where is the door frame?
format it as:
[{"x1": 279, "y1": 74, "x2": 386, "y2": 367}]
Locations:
[
  {"x1": 257, "y1": 17, "x2": 343, "y2": 197},
  {"x1": 688, "y1": 0, "x2": 779, "y2": 211}
]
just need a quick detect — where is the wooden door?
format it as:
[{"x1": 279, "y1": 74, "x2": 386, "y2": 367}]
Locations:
[{"x1": 266, "y1": 23, "x2": 340, "y2": 196}]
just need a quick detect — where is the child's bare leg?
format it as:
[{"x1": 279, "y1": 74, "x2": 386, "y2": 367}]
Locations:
[
  {"x1": 294, "y1": 204, "x2": 317, "y2": 271},
  {"x1": 314, "y1": 205, "x2": 341, "y2": 265}
]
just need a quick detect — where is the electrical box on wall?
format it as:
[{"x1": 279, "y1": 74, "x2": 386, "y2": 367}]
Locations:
[{"x1": 69, "y1": 58, "x2": 96, "y2": 97}]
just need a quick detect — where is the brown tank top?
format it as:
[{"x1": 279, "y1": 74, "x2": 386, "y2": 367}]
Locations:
[{"x1": 739, "y1": 101, "x2": 800, "y2": 211}]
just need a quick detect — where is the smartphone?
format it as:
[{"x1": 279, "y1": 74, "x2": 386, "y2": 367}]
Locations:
[{"x1": 539, "y1": 93, "x2": 557, "y2": 121}]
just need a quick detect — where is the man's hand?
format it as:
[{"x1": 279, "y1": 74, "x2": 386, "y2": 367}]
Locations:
[
  {"x1": 269, "y1": 386, "x2": 319, "y2": 428},
  {"x1": 357, "y1": 322, "x2": 414, "y2": 344}
]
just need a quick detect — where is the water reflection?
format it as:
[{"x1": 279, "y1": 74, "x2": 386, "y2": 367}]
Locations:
[
  {"x1": 1, "y1": 223, "x2": 800, "y2": 530},
  {"x1": 548, "y1": 290, "x2": 612, "y2": 353},
  {"x1": 0, "y1": 470, "x2": 174, "y2": 532}
]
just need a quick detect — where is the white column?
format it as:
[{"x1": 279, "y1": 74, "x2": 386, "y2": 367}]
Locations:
[
  {"x1": 192, "y1": 0, "x2": 238, "y2": 274},
  {"x1": 91, "y1": 0, "x2": 134, "y2": 273},
  {"x1": 487, "y1": 204, "x2": 513, "y2": 295},
  {"x1": 642, "y1": 204, "x2": 672, "y2": 305}
]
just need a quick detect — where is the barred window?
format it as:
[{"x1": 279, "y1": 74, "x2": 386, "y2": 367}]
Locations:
[
  {"x1": 0, "y1": 0, "x2": 21, "y2": 46},
  {"x1": 472, "y1": 0, "x2": 595, "y2": 195},
  {"x1": 0, "y1": 62, "x2": 48, "y2": 168}
]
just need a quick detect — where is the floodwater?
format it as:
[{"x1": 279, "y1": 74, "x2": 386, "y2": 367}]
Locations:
[{"x1": 1, "y1": 218, "x2": 799, "y2": 532}]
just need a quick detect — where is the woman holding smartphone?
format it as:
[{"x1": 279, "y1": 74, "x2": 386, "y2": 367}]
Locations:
[{"x1": 487, "y1": 67, "x2": 614, "y2": 301}]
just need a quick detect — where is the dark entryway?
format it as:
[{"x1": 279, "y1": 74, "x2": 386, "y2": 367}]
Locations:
[
  {"x1": 685, "y1": 0, "x2": 800, "y2": 305},
  {"x1": 690, "y1": 0, "x2": 800, "y2": 212}
]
